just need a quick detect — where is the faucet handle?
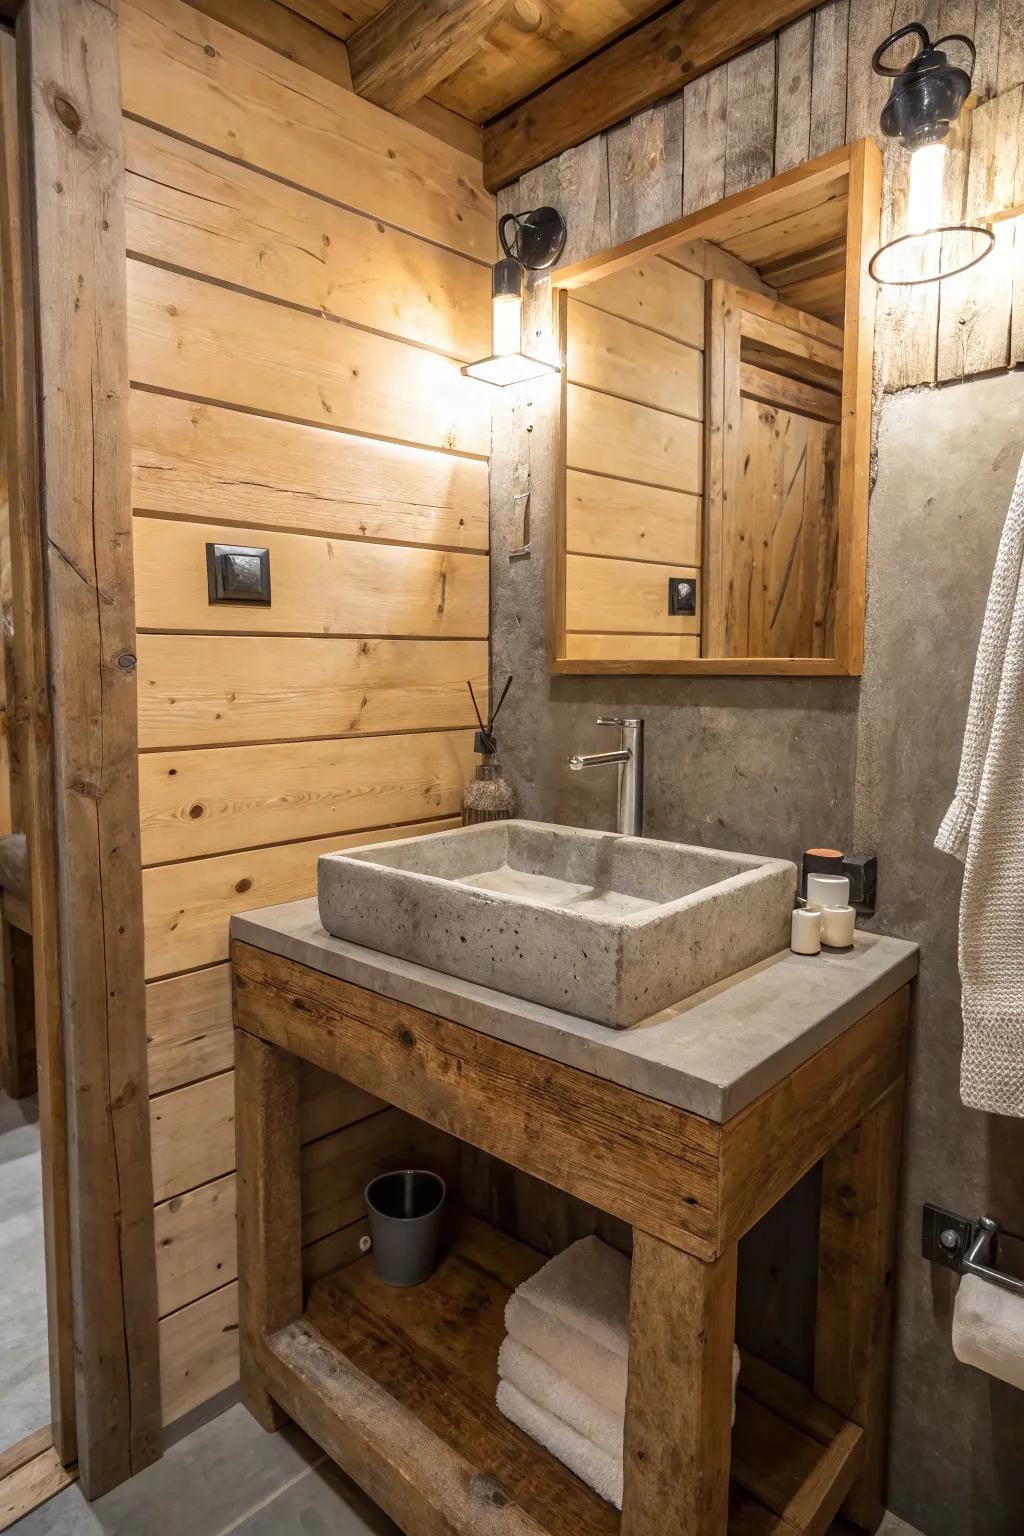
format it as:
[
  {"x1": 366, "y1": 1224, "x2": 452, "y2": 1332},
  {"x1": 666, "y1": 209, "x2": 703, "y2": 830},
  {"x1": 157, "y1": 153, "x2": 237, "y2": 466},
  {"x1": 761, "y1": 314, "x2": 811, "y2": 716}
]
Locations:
[{"x1": 597, "y1": 716, "x2": 641, "y2": 729}]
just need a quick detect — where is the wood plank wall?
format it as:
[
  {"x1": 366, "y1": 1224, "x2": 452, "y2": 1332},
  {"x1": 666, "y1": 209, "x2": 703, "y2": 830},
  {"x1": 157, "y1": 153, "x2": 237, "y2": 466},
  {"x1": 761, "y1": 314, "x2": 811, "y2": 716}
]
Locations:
[
  {"x1": 563, "y1": 255, "x2": 705, "y2": 663},
  {"x1": 119, "y1": 0, "x2": 494, "y2": 1425},
  {"x1": 501, "y1": 0, "x2": 1024, "y2": 395}
]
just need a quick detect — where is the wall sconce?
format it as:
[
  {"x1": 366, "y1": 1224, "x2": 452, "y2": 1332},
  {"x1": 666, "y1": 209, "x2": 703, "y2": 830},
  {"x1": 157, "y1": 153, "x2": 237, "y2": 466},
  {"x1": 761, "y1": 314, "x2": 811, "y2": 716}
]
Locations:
[
  {"x1": 462, "y1": 206, "x2": 567, "y2": 385},
  {"x1": 868, "y1": 23, "x2": 994, "y2": 285}
]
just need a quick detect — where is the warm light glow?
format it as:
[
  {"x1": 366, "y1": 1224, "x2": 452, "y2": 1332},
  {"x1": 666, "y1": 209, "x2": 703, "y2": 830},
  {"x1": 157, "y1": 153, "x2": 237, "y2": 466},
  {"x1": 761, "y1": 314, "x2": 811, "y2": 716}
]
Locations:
[
  {"x1": 907, "y1": 142, "x2": 947, "y2": 234},
  {"x1": 492, "y1": 292, "x2": 523, "y2": 357},
  {"x1": 462, "y1": 353, "x2": 560, "y2": 386}
]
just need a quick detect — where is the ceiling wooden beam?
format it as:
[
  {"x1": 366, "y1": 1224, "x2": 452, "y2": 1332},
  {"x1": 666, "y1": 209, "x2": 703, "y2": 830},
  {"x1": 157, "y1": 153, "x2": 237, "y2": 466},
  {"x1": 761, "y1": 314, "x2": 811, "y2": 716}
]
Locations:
[
  {"x1": 349, "y1": 0, "x2": 508, "y2": 115},
  {"x1": 483, "y1": 0, "x2": 822, "y2": 192}
]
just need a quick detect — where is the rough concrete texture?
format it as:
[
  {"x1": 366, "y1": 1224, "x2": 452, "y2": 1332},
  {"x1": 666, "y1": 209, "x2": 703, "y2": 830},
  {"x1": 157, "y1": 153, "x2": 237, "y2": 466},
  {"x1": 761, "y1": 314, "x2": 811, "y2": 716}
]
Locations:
[
  {"x1": 855, "y1": 370, "x2": 1024, "y2": 1536},
  {"x1": 318, "y1": 820, "x2": 795, "y2": 1027},
  {"x1": 491, "y1": 280, "x2": 1024, "y2": 1527}
]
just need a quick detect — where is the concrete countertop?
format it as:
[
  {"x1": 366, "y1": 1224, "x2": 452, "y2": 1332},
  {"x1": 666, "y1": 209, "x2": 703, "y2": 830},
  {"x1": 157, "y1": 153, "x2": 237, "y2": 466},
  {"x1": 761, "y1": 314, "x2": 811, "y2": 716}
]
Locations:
[{"x1": 230, "y1": 898, "x2": 918, "y2": 1124}]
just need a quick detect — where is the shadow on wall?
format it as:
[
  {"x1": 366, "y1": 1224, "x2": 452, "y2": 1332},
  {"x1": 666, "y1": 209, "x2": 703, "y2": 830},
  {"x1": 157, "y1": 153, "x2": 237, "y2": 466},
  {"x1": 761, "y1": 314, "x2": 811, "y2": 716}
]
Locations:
[{"x1": 855, "y1": 368, "x2": 1024, "y2": 1536}]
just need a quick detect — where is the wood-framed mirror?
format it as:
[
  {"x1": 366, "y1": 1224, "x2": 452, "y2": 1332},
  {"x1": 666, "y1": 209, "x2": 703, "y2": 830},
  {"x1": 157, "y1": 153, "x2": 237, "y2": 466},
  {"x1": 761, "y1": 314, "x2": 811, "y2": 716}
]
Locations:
[{"x1": 548, "y1": 141, "x2": 883, "y2": 676}]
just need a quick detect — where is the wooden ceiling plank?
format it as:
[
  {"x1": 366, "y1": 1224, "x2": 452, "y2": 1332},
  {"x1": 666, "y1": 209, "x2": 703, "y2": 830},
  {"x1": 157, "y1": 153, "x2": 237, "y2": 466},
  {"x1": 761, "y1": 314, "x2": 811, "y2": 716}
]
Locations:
[
  {"x1": 483, "y1": 0, "x2": 823, "y2": 192},
  {"x1": 349, "y1": 0, "x2": 508, "y2": 114},
  {"x1": 281, "y1": 0, "x2": 385, "y2": 40}
]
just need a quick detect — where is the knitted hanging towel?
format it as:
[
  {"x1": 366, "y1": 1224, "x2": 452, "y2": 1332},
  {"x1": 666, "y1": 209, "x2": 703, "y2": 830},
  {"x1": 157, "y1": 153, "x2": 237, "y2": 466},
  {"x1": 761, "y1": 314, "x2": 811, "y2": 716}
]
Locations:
[{"x1": 935, "y1": 450, "x2": 1024, "y2": 1117}]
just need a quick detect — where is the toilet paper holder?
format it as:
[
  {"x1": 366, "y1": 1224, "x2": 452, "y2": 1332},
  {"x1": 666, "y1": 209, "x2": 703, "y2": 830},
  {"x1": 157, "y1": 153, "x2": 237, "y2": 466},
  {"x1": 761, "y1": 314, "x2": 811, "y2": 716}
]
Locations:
[{"x1": 922, "y1": 1205, "x2": 1024, "y2": 1297}]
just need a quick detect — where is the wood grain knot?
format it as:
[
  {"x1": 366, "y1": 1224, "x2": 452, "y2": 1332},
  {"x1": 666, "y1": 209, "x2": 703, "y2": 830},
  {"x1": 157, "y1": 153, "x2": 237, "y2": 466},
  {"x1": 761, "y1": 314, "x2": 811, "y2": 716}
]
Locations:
[
  {"x1": 235, "y1": 878, "x2": 252, "y2": 894},
  {"x1": 188, "y1": 802, "x2": 205, "y2": 819},
  {"x1": 469, "y1": 1474, "x2": 509, "y2": 1507},
  {"x1": 116, "y1": 652, "x2": 137, "y2": 671},
  {"x1": 398, "y1": 1028, "x2": 416, "y2": 1050},
  {"x1": 52, "y1": 94, "x2": 82, "y2": 135}
]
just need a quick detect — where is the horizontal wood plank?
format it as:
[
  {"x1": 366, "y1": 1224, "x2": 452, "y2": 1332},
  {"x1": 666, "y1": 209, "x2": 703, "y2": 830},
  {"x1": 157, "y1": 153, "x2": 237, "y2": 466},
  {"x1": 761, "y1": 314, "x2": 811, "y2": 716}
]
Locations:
[
  {"x1": 133, "y1": 518, "x2": 488, "y2": 639},
  {"x1": 150, "y1": 1071, "x2": 236, "y2": 1203},
  {"x1": 567, "y1": 297, "x2": 703, "y2": 419},
  {"x1": 566, "y1": 384, "x2": 702, "y2": 492},
  {"x1": 566, "y1": 468, "x2": 701, "y2": 565},
  {"x1": 233, "y1": 943, "x2": 722, "y2": 1256},
  {"x1": 119, "y1": 0, "x2": 494, "y2": 260},
  {"x1": 155, "y1": 1174, "x2": 237, "y2": 1318},
  {"x1": 138, "y1": 635, "x2": 487, "y2": 750},
  {"x1": 158, "y1": 1280, "x2": 239, "y2": 1425},
  {"x1": 739, "y1": 363, "x2": 841, "y2": 423},
  {"x1": 127, "y1": 263, "x2": 491, "y2": 458},
  {"x1": 143, "y1": 818, "x2": 460, "y2": 977},
  {"x1": 130, "y1": 393, "x2": 489, "y2": 553},
  {"x1": 154, "y1": 1070, "x2": 385, "y2": 1315},
  {"x1": 574, "y1": 258, "x2": 704, "y2": 347},
  {"x1": 139, "y1": 730, "x2": 476, "y2": 863},
  {"x1": 146, "y1": 965, "x2": 233, "y2": 1095},
  {"x1": 124, "y1": 120, "x2": 490, "y2": 360},
  {"x1": 567, "y1": 553, "x2": 701, "y2": 635},
  {"x1": 562, "y1": 633, "x2": 702, "y2": 663},
  {"x1": 0, "y1": 1446, "x2": 75, "y2": 1530}
]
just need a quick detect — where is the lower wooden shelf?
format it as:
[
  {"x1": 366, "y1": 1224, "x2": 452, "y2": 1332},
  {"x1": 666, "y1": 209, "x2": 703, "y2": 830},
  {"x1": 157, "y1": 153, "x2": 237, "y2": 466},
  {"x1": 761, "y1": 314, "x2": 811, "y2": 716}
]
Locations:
[{"x1": 257, "y1": 1216, "x2": 863, "y2": 1536}]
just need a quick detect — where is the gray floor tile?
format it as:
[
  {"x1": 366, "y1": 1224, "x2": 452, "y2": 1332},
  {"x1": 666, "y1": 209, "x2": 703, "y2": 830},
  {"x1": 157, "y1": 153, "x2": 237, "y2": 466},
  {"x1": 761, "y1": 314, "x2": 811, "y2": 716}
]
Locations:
[
  {"x1": 13, "y1": 1406, "x2": 323, "y2": 1536},
  {"x1": 0, "y1": 1089, "x2": 49, "y2": 1449},
  {"x1": 231, "y1": 1459, "x2": 400, "y2": 1535}
]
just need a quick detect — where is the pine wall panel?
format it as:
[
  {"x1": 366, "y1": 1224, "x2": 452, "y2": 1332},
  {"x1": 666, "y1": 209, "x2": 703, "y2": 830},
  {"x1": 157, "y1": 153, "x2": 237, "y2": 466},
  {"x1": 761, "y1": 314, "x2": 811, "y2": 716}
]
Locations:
[{"x1": 121, "y1": 0, "x2": 493, "y2": 1424}]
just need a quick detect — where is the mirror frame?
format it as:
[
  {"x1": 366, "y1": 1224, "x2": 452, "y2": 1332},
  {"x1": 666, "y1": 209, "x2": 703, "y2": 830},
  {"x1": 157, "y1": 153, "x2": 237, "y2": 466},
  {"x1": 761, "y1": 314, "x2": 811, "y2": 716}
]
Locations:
[{"x1": 547, "y1": 140, "x2": 883, "y2": 678}]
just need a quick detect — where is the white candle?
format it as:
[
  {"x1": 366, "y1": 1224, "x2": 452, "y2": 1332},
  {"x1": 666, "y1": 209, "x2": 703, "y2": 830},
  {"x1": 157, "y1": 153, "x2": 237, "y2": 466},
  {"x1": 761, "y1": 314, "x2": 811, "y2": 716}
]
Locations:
[
  {"x1": 821, "y1": 905, "x2": 856, "y2": 949},
  {"x1": 791, "y1": 907, "x2": 822, "y2": 955},
  {"x1": 806, "y1": 873, "x2": 850, "y2": 911}
]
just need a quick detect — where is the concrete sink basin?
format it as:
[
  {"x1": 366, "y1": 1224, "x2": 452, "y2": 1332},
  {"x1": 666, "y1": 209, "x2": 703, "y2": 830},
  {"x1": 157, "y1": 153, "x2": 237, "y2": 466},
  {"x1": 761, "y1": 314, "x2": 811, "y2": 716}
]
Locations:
[{"x1": 317, "y1": 820, "x2": 797, "y2": 1029}]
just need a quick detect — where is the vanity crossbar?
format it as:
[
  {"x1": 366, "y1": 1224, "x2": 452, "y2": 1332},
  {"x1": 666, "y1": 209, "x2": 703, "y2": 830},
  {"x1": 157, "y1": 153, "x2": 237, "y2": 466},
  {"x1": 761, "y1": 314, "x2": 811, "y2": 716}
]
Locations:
[{"x1": 232, "y1": 938, "x2": 909, "y2": 1536}]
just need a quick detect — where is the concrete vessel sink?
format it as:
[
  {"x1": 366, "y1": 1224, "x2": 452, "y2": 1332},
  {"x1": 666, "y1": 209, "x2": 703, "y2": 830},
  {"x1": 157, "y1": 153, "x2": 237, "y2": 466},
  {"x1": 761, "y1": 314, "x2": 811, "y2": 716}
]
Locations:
[{"x1": 318, "y1": 820, "x2": 796, "y2": 1029}]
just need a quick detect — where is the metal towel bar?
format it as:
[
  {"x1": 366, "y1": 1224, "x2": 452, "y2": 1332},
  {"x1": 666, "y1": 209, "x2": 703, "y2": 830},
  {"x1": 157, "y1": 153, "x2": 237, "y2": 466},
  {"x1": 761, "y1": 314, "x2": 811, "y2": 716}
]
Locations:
[{"x1": 922, "y1": 1205, "x2": 1024, "y2": 1297}]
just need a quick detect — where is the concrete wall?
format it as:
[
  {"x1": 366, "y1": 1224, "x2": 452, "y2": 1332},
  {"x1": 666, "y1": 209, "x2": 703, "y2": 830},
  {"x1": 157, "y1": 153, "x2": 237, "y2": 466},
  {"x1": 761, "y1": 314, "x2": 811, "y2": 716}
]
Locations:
[
  {"x1": 489, "y1": 265, "x2": 1024, "y2": 1536},
  {"x1": 855, "y1": 370, "x2": 1024, "y2": 1535}
]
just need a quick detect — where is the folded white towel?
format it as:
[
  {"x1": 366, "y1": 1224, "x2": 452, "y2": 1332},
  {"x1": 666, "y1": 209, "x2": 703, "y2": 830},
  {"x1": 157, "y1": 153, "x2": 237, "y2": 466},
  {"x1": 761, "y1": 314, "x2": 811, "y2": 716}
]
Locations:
[
  {"x1": 515, "y1": 1234, "x2": 631, "y2": 1357},
  {"x1": 505, "y1": 1291, "x2": 626, "y2": 1415},
  {"x1": 497, "y1": 1378, "x2": 624, "y2": 1509},
  {"x1": 498, "y1": 1336, "x2": 623, "y2": 1459},
  {"x1": 498, "y1": 1236, "x2": 743, "y2": 1508}
]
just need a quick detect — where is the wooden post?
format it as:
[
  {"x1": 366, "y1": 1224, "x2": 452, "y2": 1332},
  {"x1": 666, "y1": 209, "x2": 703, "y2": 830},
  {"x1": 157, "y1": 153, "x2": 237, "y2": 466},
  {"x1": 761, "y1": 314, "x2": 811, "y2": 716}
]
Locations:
[
  {"x1": 814, "y1": 1083, "x2": 904, "y2": 1531},
  {"x1": 235, "y1": 1027, "x2": 303, "y2": 1431},
  {"x1": 13, "y1": 0, "x2": 160, "y2": 1493},
  {"x1": 622, "y1": 1230, "x2": 738, "y2": 1535},
  {"x1": 0, "y1": 20, "x2": 78, "y2": 1467}
]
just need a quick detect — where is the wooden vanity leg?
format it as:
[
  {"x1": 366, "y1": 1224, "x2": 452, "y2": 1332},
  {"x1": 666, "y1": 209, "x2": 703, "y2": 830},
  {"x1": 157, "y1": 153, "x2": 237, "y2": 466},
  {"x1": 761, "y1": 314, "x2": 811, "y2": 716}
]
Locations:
[
  {"x1": 235, "y1": 1028, "x2": 303, "y2": 1431},
  {"x1": 622, "y1": 1231, "x2": 738, "y2": 1535},
  {"x1": 814, "y1": 1082, "x2": 904, "y2": 1531}
]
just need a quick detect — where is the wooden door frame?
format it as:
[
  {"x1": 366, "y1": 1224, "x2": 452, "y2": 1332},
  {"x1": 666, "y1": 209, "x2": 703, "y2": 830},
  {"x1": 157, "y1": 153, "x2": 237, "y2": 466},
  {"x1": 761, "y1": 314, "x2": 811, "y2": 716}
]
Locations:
[{"x1": 0, "y1": 0, "x2": 160, "y2": 1500}]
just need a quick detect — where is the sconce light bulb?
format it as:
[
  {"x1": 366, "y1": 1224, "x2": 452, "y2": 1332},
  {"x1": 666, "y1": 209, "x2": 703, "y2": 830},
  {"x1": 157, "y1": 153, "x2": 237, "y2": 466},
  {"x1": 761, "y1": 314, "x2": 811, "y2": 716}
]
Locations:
[
  {"x1": 492, "y1": 292, "x2": 523, "y2": 358},
  {"x1": 907, "y1": 142, "x2": 947, "y2": 235}
]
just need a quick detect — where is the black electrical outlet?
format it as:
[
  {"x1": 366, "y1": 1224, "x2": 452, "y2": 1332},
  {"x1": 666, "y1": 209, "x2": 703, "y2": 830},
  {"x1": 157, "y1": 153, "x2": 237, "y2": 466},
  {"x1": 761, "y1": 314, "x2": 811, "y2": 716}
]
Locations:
[
  {"x1": 206, "y1": 543, "x2": 271, "y2": 605},
  {"x1": 668, "y1": 575, "x2": 698, "y2": 617}
]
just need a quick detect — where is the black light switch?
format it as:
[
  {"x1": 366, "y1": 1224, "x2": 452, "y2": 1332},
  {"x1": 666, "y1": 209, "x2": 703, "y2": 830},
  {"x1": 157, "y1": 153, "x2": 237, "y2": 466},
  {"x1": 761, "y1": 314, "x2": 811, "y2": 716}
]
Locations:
[
  {"x1": 668, "y1": 575, "x2": 697, "y2": 617},
  {"x1": 206, "y1": 543, "x2": 271, "y2": 605}
]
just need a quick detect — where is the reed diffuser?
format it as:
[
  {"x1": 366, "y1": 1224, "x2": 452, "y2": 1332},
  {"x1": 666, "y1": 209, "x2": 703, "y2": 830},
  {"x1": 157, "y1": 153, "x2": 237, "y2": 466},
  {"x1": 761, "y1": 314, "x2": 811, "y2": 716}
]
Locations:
[{"x1": 462, "y1": 676, "x2": 517, "y2": 826}]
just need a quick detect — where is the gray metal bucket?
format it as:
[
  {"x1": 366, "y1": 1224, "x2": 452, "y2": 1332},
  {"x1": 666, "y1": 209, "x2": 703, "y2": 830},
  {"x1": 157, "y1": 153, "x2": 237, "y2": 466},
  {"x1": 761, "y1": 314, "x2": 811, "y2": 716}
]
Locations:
[{"x1": 364, "y1": 1168, "x2": 446, "y2": 1288}]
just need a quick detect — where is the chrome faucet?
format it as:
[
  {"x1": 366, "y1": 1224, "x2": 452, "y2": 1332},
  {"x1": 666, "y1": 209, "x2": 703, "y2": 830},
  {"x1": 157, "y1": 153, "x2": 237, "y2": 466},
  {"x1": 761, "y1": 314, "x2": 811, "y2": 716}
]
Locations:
[{"x1": 568, "y1": 717, "x2": 644, "y2": 837}]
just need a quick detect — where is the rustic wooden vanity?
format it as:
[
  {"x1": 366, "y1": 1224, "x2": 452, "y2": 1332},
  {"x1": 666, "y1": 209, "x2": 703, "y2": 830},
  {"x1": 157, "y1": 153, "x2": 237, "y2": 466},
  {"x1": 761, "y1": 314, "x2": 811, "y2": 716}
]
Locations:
[{"x1": 231, "y1": 908, "x2": 915, "y2": 1536}]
